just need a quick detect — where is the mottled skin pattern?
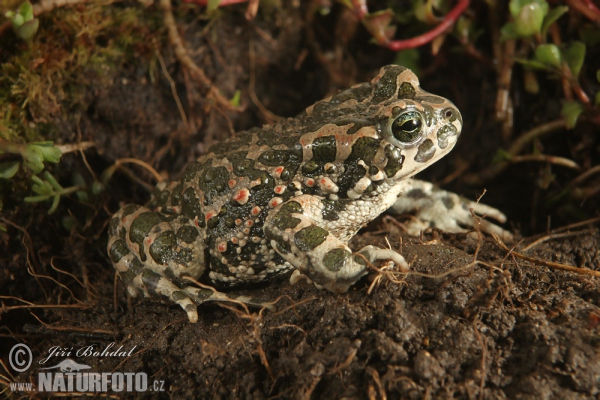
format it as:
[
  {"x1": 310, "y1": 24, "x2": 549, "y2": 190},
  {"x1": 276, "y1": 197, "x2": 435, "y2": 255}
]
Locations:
[{"x1": 107, "y1": 65, "x2": 509, "y2": 323}]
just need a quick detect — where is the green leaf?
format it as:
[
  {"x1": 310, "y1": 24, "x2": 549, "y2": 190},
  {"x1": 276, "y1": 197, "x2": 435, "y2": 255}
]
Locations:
[
  {"x1": 5, "y1": 1, "x2": 37, "y2": 37},
  {"x1": 8, "y1": 12, "x2": 24, "y2": 29},
  {"x1": 43, "y1": 171, "x2": 61, "y2": 191},
  {"x1": 24, "y1": 195, "x2": 50, "y2": 202},
  {"x1": 0, "y1": 161, "x2": 20, "y2": 179},
  {"x1": 21, "y1": 142, "x2": 62, "y2": 173},
  {"x1": 514, "y1": 3, "x2": 547, "y2": 36},
  {"x1": 534, "y1": 44, "x2": 561, "y2": 68},
  {"x1": 361, "y1": 9, "x2": 396, "y2": 46},
  {"x1": 31, "y1": 141, "x2": 62, "y2": 163},
  {"x1": 16, "y1": 18, "x2": 39, "y2": 41},
  {"x1": 19, "y1": 1, "x2": 34, "y2": 22},
  {"x1": 563, "y1": 41, "x2": 586, "y2": 78},
  {"x1": 48, "y1": 195, "x2": 60, "y2": 214},
  {"x1": 597, "y1": 69, "x2": 600, "y2": 83},
  {"x1": 230, "y1": 90, "x2": 241, "y2": 107},
  {"x1": 561, "y1": 101, "x2": 584, "y2": 129},
  {"x1": 509, "y1": 0, "x2": 549, "y2": 18},
  {"x1": 595, "y1": 91, "x2": 600, "y2": 106},
  {"x1": 207, "y1": 0, "x2": 221, "y2": 12},
  {"x1": 22, "y1": 146, "x2": 44, "y2": 173},
  {"x1": 91, "y1": 181, "x2": 105, "y2": 195},
  {"x1": 541, "y1": 6, "x2": 568, "y2": 38}
]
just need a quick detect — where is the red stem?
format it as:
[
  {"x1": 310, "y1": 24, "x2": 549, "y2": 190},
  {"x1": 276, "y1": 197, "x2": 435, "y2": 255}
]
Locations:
[
  {"x1": 384, "y1": 0, "x2": 470, "y2": 51},
  {"x1": 565, "y1": 0, "x2": 600, "y2": 22},
  {"x1": 582, "y1": 0, "x2": 600, "y2": 13}
]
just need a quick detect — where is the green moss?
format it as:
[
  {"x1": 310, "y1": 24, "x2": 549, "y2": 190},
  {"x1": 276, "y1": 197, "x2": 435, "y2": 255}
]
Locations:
[{"x1": 0, "y1": 3, "x2": 165, "y2": 144}]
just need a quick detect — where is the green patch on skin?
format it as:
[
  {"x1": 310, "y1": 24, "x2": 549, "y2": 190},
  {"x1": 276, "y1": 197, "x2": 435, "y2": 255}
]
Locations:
[
  {"x1": 121, "y1": 203, "x2": 141, "y2": 217},
  {"x1": 322, "y1": 199, "x2": 345, "y2": 221},
  {"x1": 170, "y1": 184, "x2": 184, "y2": 206},
  {"x1": 224, "y1": 216, "x2": 235, "y2": 228},
  {"x1": 150, "y1": 189, "x2": 170, "y2": 208},
  {"x1": 149, "y1": 230, "x2": 177, "y2": 265},
  {"x1": 338, "y1": 162, "x2": 367, "y2": 197},
  {"x1": 109, "y1": 238, "x2": 131, "y2": 263},
  {"x1": 294, "y1": 226, "x2": 328, "y2": 252},
  {"x1": 347, "y1": 137, "x2": 381, "y2": 164},
  {"x1": 141, "y1": 269, "x2": 163, "y2": 295},
  {"x1": 301, "y1": 160, "x2": 321, "y2": 176},
  {"x1": 437, "y1": 124, "x2": 457, "y2": 149},
  {"x1": 275, "y1": 239, "x2": 291, "y2": 254},
  {"x1": 111, "y1": 247, "x2": 146, "y2": 286},
  {"x1": 129, "y1": 212, "x2": 165, "y2": 262},
  {"x1": 172, "y1": 290, "x2": 189, "y2": 302},
  {"x1": 397, "y1": 82, "x2": 416, "y2": 100},
  {"x1": 258, "y1": 150, "x2": 291, "y2": 166},
  {"x1": 118, "y1": 269, "x2": 137, "y2": 286},
  {"x1": 271, "y1": 201, "x2": 303, "y2": 230},
  {"x1": 258, "y1": 146, "x2": 303, "y2": 182},
  {"x1": 177, "y1": 225, "x2": 199, "y2": 243},
  {"x1": 207, "y1": 216, "x2": 219, "y2": 229},
  {"x1": 414, "y1": 139, "x2": 436, "y2": 163},
  {"x1": 323, "y1": 248, "x2": 351, "y2": 272},
  {"x1": 201, "y1": 166, "x2": 230, "y2": 202},
  {"x1": 182, "y1": 187, "x2": 204, "y2": 221},
  {"x1": 182, "y1": 162, "x2": 203, "y2": 182},
  {"x1": 406, "y1": 188, "x2": 426, "y2": 199},
  {"x1": 372, "y1": 65, "x2": 405, "y2": 104},
  {"x1": 384, "y1": 145, "x2": 405, "y2": 178},
  {"x1": 442, "y1": 196, "x2": 455, "y2": 210},
  {"x1": 226, "y1": 151, "x2": 256, "y2": 178},
  {"x1": 195, "y1": 288, "x2": 216, "y2": 300},
  {"x1": 422, "y1": 104, "x2": 435, "y2": 127}
]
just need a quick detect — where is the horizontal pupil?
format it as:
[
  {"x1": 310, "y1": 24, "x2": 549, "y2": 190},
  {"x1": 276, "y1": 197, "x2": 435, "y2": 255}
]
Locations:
[{"x1": 402, "y1": 119, "x2": 420, "y2": 131}]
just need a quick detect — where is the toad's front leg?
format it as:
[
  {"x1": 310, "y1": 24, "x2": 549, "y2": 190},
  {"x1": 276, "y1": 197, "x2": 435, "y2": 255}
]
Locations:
[
  {"x1": 264, "y1": 195, "x2": 409, "y2": 293},
  {"x1": 389, "y1": 179, "x2": 513, "y2": 239}
]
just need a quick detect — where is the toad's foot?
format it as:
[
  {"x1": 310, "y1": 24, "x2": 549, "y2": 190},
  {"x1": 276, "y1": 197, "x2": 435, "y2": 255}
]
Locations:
[
  {"x1": 390, "y1": 179, "x2": 513, "y2": 240},
  {"x1": 289, "y1": 244, "x2": 409, "y2": 289},
  {"x1": 120, "y1": 271, "x2": 275, "y2": 323}
]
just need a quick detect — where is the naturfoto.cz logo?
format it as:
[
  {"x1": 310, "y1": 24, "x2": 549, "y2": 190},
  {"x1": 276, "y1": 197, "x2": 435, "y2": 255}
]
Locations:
[{"x1": 7, "y1": 343, "x2": 165, "y2": 394}]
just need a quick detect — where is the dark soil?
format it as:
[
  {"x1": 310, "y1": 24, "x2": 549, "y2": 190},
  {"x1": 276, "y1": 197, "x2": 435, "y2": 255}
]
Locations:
[{"x1": 1, "y1": 1, "x2": 599, "y2": 399}]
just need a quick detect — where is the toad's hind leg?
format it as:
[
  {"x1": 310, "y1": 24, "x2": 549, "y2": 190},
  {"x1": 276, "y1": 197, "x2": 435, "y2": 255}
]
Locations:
[
  {"x1": 129, "y1": 271, "x2": 274, "y2": 323},
  {"x1": 185, "y1": 287, "x2": 277, "y2": 313},
  {"x1": 107, "y1": 204, "x2": 208, "y2": 322},
  {"x1": 107, "y1": 205, "x2": 273, "y2": 323}
]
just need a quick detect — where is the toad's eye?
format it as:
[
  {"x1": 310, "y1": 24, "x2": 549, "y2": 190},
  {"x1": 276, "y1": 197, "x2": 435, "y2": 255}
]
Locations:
[{"x1": 391, "y1": 111, "x2": 423, "y2": 144}]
